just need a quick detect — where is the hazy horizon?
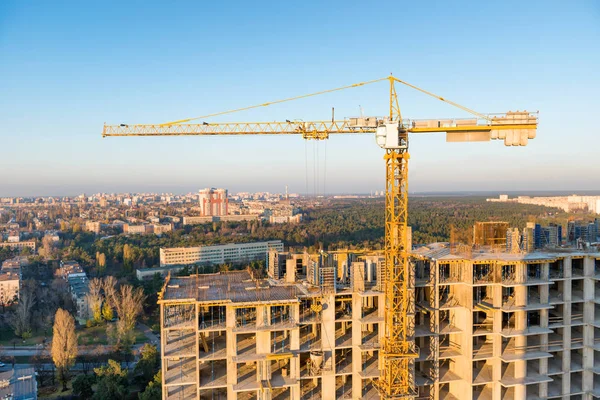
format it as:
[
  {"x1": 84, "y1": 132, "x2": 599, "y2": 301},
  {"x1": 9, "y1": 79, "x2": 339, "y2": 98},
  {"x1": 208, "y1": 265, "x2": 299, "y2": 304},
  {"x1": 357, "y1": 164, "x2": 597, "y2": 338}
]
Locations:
[{"x1": 3, "y1": 185, "x2": 600, "y2": 199}]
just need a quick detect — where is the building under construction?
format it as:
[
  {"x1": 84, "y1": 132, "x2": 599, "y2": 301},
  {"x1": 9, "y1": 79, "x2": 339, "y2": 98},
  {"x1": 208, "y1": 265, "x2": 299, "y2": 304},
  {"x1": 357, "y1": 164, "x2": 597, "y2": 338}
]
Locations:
[{"x1": 158, "y1": 246, "x2": 600, "y2": 400}]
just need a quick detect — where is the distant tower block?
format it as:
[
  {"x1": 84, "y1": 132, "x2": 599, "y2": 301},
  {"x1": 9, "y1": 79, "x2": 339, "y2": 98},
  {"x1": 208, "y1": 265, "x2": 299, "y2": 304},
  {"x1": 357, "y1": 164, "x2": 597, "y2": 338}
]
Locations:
[
  {"x1": 198, "y1": 188, "x2": 228, "y2": 216},
  {"x1": 285, "y1": 259, "x2": 296, "y2": 283}
]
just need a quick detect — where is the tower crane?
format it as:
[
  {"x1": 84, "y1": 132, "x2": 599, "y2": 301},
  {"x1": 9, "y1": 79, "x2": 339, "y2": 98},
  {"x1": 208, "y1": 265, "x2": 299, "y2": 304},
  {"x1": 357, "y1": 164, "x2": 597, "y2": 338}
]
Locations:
[{"x1": 102, "y1": 76, "x2": 538, "y2": 398}]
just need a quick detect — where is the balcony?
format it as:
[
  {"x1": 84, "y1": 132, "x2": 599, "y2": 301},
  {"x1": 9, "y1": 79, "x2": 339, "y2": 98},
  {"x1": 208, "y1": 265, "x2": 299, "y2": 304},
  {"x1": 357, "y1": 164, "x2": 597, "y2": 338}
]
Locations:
[
  {"x1": 198, "y1": 305, "x2": 227, "y2": 331},
  {"x1": 359, "y1": 355, "x2": 379, "y2": 379},
  {"x1": 166, "y1": 385, "x2": 197, "y2": 400},
  {"x1": 300, "y1": 380, "x2": 321, "y2": 400},
  {"x1": 475, "y1": 297, "x2": 497, "y2": 312},
  {"x1": 472, "y1": 363, "x2": 493, "y2": 385},
  {"x1": 571, "y1": 288, "x2": 585, "y2": 303},
  {"x1": 439, "y1": 363, "x2": 462, "y2": 384},
  {"x1": 547, "y1": 354, "x2": 563, "y2": 375},
  {"x1": 199, "y1": 360, "x2": 227, "y2": 389},
  {"x1": 335, "y1": 328, "x2": 352, "y2": 349},
  {"x1": 334, "y1": 349, "x2": 353, "y2": 375},
  {"x1": 414, "y1": 370, "x2": 433, "y2": 387},
  {"x1": 473, "y1": 264, "x2": 494, "y2": 285},
  {"x1": 360, "y1": 308, "x2": 382, "y2": 324},
  {"x1": 499, "y1": 362, "x2": 552, "y2": 387},
  {"x1": 164, "y1": 357, "x2": 196, "y2": 386},
  {"x1": 271, "y1": 332, "x2": 292, "y2": 354},
  {"x1": 233, "y1": 308, "x2": 257, "y2": 333},
  {"x1": 547, "y1": 333, "x2": 564, "y2": 352},
  {"x1": 500, "y1": 343, "x2": 552, "y2": 362},
  {"x1": 335, "y1": 377, "x2": 352, "y2": 399},
  {"x1": 439, "y1": 294, "x2": 461, "y2": 309},
  {"x1": 359, "y1": 329, "x2": 380, "y2": 350},
  {"x1": 473, "y1": 385, "x2": 493, "y2": 400},
  {"x1": 299, "y1": 333, "x2": 322, "y2": 352},
  {"x1": 234, "y1": 334, "x2": 258, "y2": 362},
  {"x1": 270, "y1": 361, "x2": 297, "y2": 389},
  {"x1": 164, "y1": 329, "x2": 196, "y2": 357},
  {"x1": 199, "y1": 331, "x2": 227, "y2": 361},
  {"x1": 548, "y1": 289, "x2": 564, "y2": 305},
  {"x1": 500, "y1": 324, "x2": 552, "y2": 337},
  {"x1": 439, "y1": 342, "x2": 462, "y2": 359},
  {"x1": 547, "y1": 376, "x2": 564, "y2": 398},
  {"x1": 473, "y1": 341, "x2": 494, "y2": 360}
]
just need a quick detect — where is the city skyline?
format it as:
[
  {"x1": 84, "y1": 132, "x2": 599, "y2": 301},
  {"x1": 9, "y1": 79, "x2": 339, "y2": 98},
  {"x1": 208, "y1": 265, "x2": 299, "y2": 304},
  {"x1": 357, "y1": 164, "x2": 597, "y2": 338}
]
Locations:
[{"x1": 1, "y1": 1, "x2": 599, "y2": 196}]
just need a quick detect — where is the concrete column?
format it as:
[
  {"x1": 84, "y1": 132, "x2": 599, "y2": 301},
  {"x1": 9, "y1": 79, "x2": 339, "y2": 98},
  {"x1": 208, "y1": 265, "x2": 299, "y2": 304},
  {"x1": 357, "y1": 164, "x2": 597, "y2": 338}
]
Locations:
[
  {"x1": 195, "y1": 303, "x2": 200, "y2": 399},
  {"x1": 256, "y1": 306, "x2": 270, "y2": 354},
  {"x1": 352, "y1": 294, "x2": 363, "y2": 399},
  {"x1": 226, "y1": 305, "x2": 237, "y2": 398},
  {"x1": 321, "y1": 294, "x2": 336, "y2": 400},
  {"x1": 160, "y1": 303, "x2": 167, "y2": 399}
]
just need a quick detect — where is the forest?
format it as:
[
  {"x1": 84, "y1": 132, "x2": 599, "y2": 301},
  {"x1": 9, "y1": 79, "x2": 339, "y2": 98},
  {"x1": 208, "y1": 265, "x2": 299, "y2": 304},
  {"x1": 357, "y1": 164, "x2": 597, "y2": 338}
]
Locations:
[{"x1": 62, "y1": 196, "x2": 574, "y2": 274}]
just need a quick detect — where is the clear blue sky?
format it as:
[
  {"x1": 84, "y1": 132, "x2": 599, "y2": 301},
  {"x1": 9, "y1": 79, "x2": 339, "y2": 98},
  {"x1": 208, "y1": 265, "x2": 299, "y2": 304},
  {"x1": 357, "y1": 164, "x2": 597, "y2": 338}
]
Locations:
[{"x1": 1, "y1": 0, "x2": 598, "y2": 196}]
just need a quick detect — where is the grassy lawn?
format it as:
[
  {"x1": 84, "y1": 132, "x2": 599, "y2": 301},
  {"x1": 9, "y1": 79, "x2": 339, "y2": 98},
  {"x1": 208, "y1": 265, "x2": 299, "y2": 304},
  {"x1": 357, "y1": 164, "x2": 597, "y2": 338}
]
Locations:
[
  {"x1": 38, "y1": 383, "x2": 73, "y2": 399},
  {"x1": 0, "y1": 323, "x2": 149, "y2": 348},
  {"x1": 0, "y1": 328, "x2": 50, "y2": 347},
  {"x1": 77, "y1": 323, "x2": 149, "y2": 346},
  {"x1": 77, "y1": 325, "x2": 109, "y2": 346}
]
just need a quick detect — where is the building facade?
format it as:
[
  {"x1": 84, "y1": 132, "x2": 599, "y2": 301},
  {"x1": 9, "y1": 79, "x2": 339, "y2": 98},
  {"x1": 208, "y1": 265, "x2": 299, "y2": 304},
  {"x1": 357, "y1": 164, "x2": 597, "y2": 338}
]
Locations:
[
  {"x1": 159, "y1": 240, "x2": 284, "y2": 267},
  {"x1": 158, "y1": 246, "x2": 600, "y2": 400}
]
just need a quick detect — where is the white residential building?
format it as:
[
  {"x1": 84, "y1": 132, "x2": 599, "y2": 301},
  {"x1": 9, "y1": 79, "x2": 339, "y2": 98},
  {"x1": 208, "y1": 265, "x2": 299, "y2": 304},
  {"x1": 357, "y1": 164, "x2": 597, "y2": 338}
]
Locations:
[{"x1": 159, "y1": 240, "x2": 284, "y2": 266}]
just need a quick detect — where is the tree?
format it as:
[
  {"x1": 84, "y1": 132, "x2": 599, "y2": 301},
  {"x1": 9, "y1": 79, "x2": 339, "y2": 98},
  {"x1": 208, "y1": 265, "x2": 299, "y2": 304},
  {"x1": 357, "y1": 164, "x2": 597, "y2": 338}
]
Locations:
[
  {"x1": 134, "y1": 344, "x2": 158, "y2": 383},
  {"x1": 51, "y1": 308, "x2": 78, "y2": 391},
  {"x1": 73, "y1": 373, "x2": 96, "y2": 398},
  {"x1": 39, "y1": 235, "x2": 56, "y2": 259},
  {"x1": 102, "y1": 301, "x2": 114, "y2": 321},
  {"x1": 138, "y1": 371, "x2": 161, "y2": 400},
  {"x1": 86, "y1": 278, "x2": 103, "y2": 323},
  {"x1": 123, "y1": 244, "x2": 133, "y2": 271},
  {"x1": 106, "y1": 284, "x2": 145, "y2": 351},
  {"x1": 103, "y1": 276, "x2": 117, "y2": 304},
  {"x1": 93, "y1": 359, "x2": 127, "y2": 400},
  {"x1": 9, "y1": 285, "x2": 35, "y2": 338},
  {"x1": 97, "y1": 252, "x2": 106, "y2": 275}
]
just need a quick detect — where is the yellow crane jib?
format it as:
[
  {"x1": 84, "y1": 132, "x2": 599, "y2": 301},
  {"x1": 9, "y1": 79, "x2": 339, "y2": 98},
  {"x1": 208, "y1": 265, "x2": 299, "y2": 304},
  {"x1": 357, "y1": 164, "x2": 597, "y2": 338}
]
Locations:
[{"x1": 102, "y1": 75, "x2": 538, "y2": 399}]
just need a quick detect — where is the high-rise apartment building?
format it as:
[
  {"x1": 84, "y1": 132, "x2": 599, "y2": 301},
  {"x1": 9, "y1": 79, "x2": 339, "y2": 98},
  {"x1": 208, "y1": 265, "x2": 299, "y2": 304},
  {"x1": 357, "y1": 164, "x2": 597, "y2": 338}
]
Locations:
[
  {"x1": 199, "y1": 188, "x2": 228, "y2": 216},
  {"x1": 158, "y1": 244, "x2": 600, "y2": 400}
]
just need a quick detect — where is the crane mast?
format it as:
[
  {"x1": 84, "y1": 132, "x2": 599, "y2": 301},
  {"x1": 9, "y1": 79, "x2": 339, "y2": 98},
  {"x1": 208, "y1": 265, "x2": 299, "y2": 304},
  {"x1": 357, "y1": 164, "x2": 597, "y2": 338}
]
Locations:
[
  {"x1": 380, "y1": 77, "x2": 418, "y2": 398},
  {"x1": 102, "y1": 76, "x2": 538, "y2": 398}
]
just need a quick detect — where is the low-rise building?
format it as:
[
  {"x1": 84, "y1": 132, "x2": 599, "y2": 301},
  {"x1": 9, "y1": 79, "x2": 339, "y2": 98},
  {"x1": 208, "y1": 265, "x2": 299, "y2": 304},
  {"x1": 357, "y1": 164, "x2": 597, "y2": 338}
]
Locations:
[
  {"x1": 123, "y1": 223, "x2": 153, "y2": 235},
  {"x1": 85, "y1": 221, "x2": 102, "y2": 233},
  {"x1": 153, "y1": 223, "x2": 173, "y2": 235},
  {"x1": 0, "y1": 241, "x2": 35, "y2": 252},
  {"x1": 159, "y1": 240, "x2": 284, "y2": 267},
  {"x1": 0, "y1": 272, "x2": 19, "y2": 306},
  {"x1": 67, "y1": 274, "x2": 90, "y2": 324}
]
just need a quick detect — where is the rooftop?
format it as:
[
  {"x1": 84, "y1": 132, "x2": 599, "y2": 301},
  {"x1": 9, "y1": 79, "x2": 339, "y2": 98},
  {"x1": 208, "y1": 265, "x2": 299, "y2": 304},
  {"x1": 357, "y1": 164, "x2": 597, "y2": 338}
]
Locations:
[
  {"x1": 160, "y1": 270, "x2": 301, "y2": 305},
  {"x1": 412, "y1": 242, "x2": 600, "y2": 262}
]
